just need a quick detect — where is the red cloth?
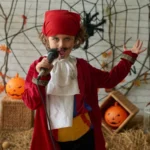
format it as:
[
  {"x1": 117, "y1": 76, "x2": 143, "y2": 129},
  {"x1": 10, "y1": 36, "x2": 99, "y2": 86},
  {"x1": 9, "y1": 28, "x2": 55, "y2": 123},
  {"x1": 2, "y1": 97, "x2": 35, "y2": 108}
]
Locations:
[
  {"x1": 42, "y1": 10, "x2": 80, "y2": 36},
  {"x1": 22, "y1": 51, "x2": 137, "y2": 150}
]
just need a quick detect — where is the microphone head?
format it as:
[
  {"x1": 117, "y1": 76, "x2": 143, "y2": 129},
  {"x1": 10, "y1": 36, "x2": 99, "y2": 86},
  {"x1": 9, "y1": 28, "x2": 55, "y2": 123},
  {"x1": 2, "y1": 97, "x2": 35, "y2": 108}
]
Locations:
[{"x1": 47, "y1": 49, "x2": 59, "y2": 63}]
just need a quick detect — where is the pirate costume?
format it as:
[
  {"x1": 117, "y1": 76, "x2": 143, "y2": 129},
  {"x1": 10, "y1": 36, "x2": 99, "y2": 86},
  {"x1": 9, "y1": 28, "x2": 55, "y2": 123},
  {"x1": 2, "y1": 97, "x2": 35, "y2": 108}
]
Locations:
[{"x1": 22, "y1": 10, "x2": 138, "y2": 150}]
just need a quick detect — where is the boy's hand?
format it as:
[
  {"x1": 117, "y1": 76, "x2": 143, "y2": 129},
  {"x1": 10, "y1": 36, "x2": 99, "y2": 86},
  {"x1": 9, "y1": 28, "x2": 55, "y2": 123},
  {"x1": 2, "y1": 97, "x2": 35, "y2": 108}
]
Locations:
[
  {"x1": 123, "y1": 39, "x2": 147, "y2": 54},
  {"x1": 36, "y1": 57, "x2": 53, "y2": 75}
]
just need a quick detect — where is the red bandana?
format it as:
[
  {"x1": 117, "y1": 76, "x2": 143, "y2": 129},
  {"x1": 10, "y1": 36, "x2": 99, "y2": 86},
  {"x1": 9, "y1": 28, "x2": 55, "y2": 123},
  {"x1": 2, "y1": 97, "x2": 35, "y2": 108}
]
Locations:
[{"x1": 42, "y1": 10, "x2": 81, "y2": 36}]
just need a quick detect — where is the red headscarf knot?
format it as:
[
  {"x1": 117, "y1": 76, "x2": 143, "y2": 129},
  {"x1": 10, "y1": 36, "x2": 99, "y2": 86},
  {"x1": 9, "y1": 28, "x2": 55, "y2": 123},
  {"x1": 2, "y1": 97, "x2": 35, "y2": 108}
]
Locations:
[{"x1": 42, "y1": 10, "x2": 81, "y2": 36}]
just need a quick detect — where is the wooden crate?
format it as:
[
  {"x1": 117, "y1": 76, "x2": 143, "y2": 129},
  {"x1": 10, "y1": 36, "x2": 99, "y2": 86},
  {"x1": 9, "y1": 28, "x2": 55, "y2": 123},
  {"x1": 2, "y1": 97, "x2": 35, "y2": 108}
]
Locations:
[
  {"x1": 100, "y1": 90, "x2": 139, "y2": 134},
  {"x1": 0, "y1": 95, "x2": 34, "y2": 130}
]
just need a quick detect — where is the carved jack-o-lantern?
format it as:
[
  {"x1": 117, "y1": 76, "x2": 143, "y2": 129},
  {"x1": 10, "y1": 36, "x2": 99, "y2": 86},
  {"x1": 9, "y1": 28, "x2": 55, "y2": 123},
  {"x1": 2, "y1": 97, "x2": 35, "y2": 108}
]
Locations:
[
  {"x1": 6, "y1": 73, "x2": 25, "y2": 99},
  {"x1": 104, "y1": 102, "x2": 128, "y2": 127}
]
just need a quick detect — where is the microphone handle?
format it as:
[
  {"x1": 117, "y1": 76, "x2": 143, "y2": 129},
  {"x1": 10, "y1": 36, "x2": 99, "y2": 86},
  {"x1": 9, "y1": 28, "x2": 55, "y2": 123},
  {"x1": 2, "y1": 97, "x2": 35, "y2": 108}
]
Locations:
[
  {"x1": 37, "y1": 67, "x2": 47, "y2": 80},
  {"x1": 37, "y1": 49, "x2": 58, "y2": 80}
]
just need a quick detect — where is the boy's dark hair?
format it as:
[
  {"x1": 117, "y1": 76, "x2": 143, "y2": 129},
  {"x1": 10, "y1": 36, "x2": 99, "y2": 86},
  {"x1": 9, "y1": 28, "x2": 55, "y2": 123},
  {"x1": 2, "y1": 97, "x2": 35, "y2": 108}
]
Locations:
[{"x1": 39, "y1": 24, "x2": 88, "y2": 50}]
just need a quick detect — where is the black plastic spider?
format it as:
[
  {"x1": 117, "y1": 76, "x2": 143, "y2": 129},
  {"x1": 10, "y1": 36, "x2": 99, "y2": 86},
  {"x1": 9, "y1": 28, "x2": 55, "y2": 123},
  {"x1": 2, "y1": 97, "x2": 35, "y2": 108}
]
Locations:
[{"x1": 83, "y1": 12, "x2": 106, "y2": 49}]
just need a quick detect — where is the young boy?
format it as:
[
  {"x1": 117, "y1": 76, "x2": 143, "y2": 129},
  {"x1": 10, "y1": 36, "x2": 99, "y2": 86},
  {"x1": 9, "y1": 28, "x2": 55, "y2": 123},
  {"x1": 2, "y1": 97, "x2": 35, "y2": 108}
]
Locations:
[{"x1": 22, "y1": 9, "x2": 146, "y2": 150}]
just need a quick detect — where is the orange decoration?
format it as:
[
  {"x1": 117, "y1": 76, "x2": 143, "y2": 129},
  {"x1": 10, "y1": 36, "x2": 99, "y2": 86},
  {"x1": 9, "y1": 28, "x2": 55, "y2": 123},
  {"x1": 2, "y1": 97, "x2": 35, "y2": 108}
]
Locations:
[
  {"x1": 0, "y1": 72, "x2": 11, "y2": 79},
  {"x1": 6, "y1": 73, "x2": 25, "y2": 99},
  {"x1": 104, "y1": 102, "x2": 128, "y2": 127},
  {"x1": 101, "y1": 61, "x2": 108, "y2": 69},
  {"x1": 0, "y1": 82, "x2": 5, "y2": 94},
  {"x1": 107, "y1": 50, "x2": 112, "y2": 56},
  {"x1": 133, "y1": 79, "x2": 141, "y2": 87},
  {"x1": 0, "y1": 44, "x2": 11, "y2": 53},
  {"x1": 101, "y1": 50, "x2": 112, "y2": 58},
  {"x1": 102, "y1": 52, "x2": 108, "y2": 58},
  {"x1": 0, "y1": 72, "x2": 3, "y2": 77}
]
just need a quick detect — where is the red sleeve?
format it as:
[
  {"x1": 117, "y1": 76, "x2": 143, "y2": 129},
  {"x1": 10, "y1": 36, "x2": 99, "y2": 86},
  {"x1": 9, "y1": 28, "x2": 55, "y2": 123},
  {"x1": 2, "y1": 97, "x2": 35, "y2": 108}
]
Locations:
[
  {"x1": 89, "y1": 51, "x2": 137, "y2": 88},
  {"x1": 22, "y1": 57, "x2": 50, "y2": 110}
]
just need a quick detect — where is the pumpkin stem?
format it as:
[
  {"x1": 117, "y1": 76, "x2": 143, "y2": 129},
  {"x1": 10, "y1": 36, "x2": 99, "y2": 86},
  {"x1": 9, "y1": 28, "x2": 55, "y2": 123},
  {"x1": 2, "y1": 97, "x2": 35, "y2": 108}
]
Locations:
[{"x1": 16, "y1": 73, "x2": 19, "y2": 78}]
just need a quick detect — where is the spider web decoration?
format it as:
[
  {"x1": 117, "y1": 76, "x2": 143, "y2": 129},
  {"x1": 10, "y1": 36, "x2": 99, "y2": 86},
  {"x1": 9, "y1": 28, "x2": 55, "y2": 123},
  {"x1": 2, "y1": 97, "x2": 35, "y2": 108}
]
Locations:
[{"x1": 0, "y1": 0, "x2": 150, "y2": 99}]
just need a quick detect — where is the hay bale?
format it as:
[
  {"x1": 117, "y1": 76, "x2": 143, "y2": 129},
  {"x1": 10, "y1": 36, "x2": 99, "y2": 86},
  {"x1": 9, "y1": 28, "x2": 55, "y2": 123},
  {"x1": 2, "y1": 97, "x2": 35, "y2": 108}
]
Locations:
[
  {"x1": 103, "y1": 116, "x2": 150, "y2": 150},
  {"x1": 0, "y1": 95, "x2": 34, "y2": 130},
  {"x1": 103, "y1": 128, "x2": 150, "y2": 150},
  {"x1": 0, "y1": 114, "x2": 150, "y2": 150},
  {"x1": 0, "y1": 128, "x2": 33, "y2": 150}
]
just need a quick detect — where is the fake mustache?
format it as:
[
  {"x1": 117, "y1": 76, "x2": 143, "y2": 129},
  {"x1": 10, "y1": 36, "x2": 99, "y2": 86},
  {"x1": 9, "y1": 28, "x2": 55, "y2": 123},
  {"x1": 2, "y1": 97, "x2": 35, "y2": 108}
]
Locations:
[{"x1": 58, "y1": 48, "x2": 69, "y2": 51}]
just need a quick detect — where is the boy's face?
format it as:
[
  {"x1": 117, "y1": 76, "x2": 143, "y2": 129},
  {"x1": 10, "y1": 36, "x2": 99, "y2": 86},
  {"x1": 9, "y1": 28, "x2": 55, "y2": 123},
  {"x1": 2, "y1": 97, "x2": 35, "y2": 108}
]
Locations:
[{"x1": 48, "y1": 34, "x2": 75, "y2": 59}]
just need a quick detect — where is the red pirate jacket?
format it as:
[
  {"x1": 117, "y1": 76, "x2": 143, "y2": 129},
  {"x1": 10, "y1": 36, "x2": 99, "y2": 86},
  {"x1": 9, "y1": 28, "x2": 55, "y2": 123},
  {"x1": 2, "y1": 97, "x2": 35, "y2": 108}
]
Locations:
[{"x1": 22, "y1": 51, "x2": 137, "y2": 150}]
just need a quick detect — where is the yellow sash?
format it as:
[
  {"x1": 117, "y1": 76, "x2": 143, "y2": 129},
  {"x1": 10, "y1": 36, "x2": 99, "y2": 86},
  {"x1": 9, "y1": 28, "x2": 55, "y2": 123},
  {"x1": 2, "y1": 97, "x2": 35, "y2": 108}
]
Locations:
[{"x1": 56, "y1": 113, "x2": 91, "y2": 142}]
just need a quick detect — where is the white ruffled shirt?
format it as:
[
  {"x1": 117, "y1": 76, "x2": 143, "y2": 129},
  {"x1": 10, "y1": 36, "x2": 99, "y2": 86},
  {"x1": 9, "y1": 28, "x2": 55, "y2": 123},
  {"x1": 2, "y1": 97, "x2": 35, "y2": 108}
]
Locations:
[{"x1": 46, "y1": 56, "x2": 80, "y2": 129}]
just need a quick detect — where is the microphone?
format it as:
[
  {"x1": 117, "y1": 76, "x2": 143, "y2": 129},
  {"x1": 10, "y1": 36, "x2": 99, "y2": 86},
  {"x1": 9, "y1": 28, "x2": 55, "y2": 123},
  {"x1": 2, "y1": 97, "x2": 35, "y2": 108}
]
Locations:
[{"x1": 37, "y1": 49, "x2": 59, "y2": 80}]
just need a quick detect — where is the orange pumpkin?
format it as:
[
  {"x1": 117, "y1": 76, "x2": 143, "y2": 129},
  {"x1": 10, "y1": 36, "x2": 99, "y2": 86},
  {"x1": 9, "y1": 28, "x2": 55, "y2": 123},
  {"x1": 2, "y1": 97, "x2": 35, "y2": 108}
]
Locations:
[
  {"x1": 0, "y1": 82, "x2": 5, "y2": 94},
  {"x1": 6, "y1": 73, "x2": 25, "y2": 99},
  {"x1": 104, "y1": 102, "x2": 128, "y2": 127}
]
